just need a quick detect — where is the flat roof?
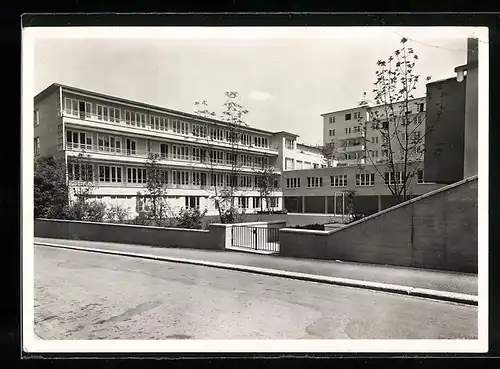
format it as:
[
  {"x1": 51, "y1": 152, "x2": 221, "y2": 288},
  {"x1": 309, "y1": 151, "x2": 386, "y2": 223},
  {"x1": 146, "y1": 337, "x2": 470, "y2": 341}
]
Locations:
[
  {"x1": 34, "y1": 83, "x2": 282, "y2": 136},
  {"x1": 274, "y1": 131, "x2": 300, "y2": 138},
  {"x1": 320, "y1": 96, "x2": 426, "y2": 117},
  {"x1": 297, "y1": 142, "x2": 321, "y2": 150}
]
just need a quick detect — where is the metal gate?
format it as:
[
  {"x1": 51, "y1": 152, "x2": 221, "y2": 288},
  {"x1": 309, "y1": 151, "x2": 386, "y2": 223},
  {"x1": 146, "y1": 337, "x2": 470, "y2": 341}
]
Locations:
[{"x1": 231, "y1": 226, "x2": 280, "y2": 253}]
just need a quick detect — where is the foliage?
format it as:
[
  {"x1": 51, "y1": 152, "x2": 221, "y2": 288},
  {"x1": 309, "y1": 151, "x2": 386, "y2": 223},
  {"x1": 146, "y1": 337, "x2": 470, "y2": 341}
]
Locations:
[
  {"x1": 143, "y1": 152, "x2": 172, "y2": 226},
  {"x1": 34, "y1": 156, "x2": 69, "y2": 219},
  {"x1": 128, "y1": 212, "x2": 149, "y2": 226},
  {"x1": 194, "y1": 100, "x2": 216, "y2": 118},
  {"x1": 68, "y1": 152, "x2": 97, "y2": 201},
  {"x1": 175, "y1": 207, "x2": 208, "y2": 229},
  {"x1": 342, "y1": 190, "x2": 365, "y2": 223},
  {"x1": 64, "y1": 199, "x2": 107, "y2": 223},
  {"x1": 320, "y1": 141, "x2": 337, "y2": 166},
  {"x1": 292, "y1": 223, "x2": 325, "y2": 231},
  {"x1": 196, "y1": 91, "x2": 250, "y2": 224},
  {"x1": 106, "y1": 205, "x2": 131, "y2": 223},
  {"x1": 358, "y1": 37, "x2": 444, "y2": 203},
  {"x1": 255, "y1": 164, "x2": 279, "y2": 213},
  {"x1": 344, "y1": 190, "x2": 356, "y2": 217}
]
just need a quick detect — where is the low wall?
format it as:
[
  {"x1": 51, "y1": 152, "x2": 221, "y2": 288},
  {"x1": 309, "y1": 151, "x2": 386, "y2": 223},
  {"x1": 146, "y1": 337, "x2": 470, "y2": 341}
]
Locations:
[
  {"x1": 324, "y1": 224, "x2": 346, "y2": 232},
  {"x1": 204, "y1": 214, "x2": 344, "y2": 227},
  {"x1": 280, "y1": 176, "x2": 478, "y2": 273},
  {"x1": 35, "y1": 219, "x2": 225, "y2": 250}
]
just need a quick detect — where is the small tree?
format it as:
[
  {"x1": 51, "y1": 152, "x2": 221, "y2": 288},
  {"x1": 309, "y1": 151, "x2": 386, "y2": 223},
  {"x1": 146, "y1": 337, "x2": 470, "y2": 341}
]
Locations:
[
  {"x1": 68, "y1": 152, "x2": 97, "y2": 203},
  {"x1": 255, "y1": 163, "x2": 280, "y2": 213},
  {"x1": 358, "y1": 37, "x2": 444, "y2": 203},
  {"x1": 194, "y1": 92, "x2": 249, "y2": 224},
  {"x1": 34, "y1": 156, "x2": 69, "y2": 219},
  {"x1": 144, "y1": 152, "x2": 172, "y2": 226}
]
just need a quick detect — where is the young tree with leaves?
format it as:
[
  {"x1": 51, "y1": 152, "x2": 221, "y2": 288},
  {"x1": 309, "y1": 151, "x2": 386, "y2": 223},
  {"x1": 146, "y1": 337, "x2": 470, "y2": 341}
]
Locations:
[
  {"x1": 142, "y1": 152, "x2": 172, "y2": 226},
  {"x1": 255, "y1": 163, "x2": 280, "y2": 213},
  {"x1": 68, "y1": 151, "x2": 97, "y2": 203},
  {"x1": 357, "y1": 37, "x2": 444, "y2": 203},
  {"x1": 194, "y1": 92, "x2": 249, "y2": 223}
]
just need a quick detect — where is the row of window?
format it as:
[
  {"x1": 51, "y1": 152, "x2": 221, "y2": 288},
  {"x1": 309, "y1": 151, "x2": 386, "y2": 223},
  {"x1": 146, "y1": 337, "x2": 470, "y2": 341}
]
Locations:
[
  {"x1": 307, "y1": 177, "x2": 323, "y2": 188},
  {"x1": 63, "y1": 98, "x2": 271, "y2": 148},
  {"x1": 68, "y1": 163, "x2": 279, "y2": 188},
  {"x1": 327, "y1": 104, "x2": 424, "y2": 125},
  {"x1": 292, "y1": 171, "x2": 429, "y2": 188},
  {"x1": 86, "y1": 194, "x2": 278, "y2": 213},
  {"x1": 65, "y1": 129, "x2": 272, "y2": 166},
  {"x1": 285, "y1": 177, "x2": 301, "y2": 189},
  {"x1": 285, "y1": 157, "x2": 325, "y2": 170},
  {"x1": 344, "y1": 126, "x2": 363, "y2": 135}
]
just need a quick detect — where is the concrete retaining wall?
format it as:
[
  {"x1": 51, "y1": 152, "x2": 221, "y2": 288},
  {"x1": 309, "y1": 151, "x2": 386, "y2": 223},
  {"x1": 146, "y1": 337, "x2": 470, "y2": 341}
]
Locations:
[
  {"x1": 280, "y1": 176, "x2": 478, "y2": 273},
  {"x1": 34, "y1": 218, "x2": 225, "y2": 250}
]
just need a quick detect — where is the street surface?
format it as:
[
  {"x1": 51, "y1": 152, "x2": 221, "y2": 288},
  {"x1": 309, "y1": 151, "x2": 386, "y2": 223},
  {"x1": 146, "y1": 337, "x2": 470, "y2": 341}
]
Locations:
[
  {"x1": 34, "y1": 245, "x2": 478, "y2": 340},
  {"x1": 35, "y1": 237, "x2": 479, "y2": 296}
]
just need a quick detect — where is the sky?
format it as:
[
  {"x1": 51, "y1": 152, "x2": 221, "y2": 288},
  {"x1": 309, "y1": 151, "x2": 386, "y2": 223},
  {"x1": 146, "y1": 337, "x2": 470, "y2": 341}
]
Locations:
[{"x1": 32, "y1": 27, "x2": 474, "y2": 146}]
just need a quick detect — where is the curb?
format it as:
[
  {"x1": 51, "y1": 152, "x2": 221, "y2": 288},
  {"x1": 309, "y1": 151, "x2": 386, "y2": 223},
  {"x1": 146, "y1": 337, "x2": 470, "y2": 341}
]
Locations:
[{"x1": 34, "y1": 242, "x2": 478, "y2": 306}]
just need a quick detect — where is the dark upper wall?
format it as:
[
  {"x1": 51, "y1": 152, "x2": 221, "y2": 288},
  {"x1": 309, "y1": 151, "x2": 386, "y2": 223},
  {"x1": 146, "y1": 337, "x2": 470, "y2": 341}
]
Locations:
[
  {"x1": 34, "y1": 87, "x2": 64, "y2": 158},
  {"x1": 424, "y1": 77, "x2": 466, "y2": 184},
  {"x1": 463, "y1": 38, "x2": 479, "y2": 179}
]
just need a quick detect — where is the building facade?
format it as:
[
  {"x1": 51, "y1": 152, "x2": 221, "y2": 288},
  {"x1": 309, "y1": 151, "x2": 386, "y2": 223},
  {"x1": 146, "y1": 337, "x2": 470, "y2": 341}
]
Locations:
[
  {"x1": 321, "y1": 97, "x2": 427, "y2": 168},
  {"x1": 283, "y1": 163, "x2": 445, "y2": 215},
  {"x1": 33, "y1": 83, "x2": 324, "y2": 218}
]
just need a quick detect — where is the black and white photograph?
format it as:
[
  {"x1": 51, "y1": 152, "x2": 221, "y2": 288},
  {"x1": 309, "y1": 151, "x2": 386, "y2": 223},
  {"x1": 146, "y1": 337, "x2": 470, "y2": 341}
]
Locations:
[{"x1": 22, "y1": 25, "x2": 488, "y2": 353}]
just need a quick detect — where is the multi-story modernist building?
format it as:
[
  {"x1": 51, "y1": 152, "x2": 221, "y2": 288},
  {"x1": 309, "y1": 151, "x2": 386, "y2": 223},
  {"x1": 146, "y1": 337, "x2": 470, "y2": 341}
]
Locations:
[
  {"x1": 33, "y1": 83, "x2": 323, "y2": 217},
  {"x1": 322, "y1": 97, "x2": 427, "y2": 167}
]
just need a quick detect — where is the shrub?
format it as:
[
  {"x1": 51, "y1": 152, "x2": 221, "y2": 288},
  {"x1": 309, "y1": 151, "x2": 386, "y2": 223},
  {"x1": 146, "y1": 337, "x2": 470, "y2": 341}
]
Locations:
[
  {"x1": 292, "y1": 223, "x2": 325, "y2": 231},
  {"x1": 175, "y1": 207, "x2": 208, "y2": 229},
  {"x1": 64, "y1": 199, "x2": 107, "y2": 223},
  {"x1": 34, "y1": 156, "x2": 69, "y2": 219},
  {"x1": 106, "y1": 205, "x2": 131, "y2": 223}
]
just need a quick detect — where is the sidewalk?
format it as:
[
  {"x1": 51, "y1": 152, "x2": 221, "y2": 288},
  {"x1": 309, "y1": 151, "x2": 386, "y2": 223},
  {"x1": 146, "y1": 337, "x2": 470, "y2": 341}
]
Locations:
[{"x1": 34, "y1": 237, "x2": 478, "y2": 299}]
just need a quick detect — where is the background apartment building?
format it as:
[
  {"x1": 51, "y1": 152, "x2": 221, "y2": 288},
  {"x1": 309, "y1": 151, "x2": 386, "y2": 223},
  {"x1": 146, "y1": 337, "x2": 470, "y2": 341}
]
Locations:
[
  {"x1": 33, "y1": 83, "x2": 325, "y2": 218},
  {"x1": 322, "y1": 97, "x2": 427, "y2": 168}
]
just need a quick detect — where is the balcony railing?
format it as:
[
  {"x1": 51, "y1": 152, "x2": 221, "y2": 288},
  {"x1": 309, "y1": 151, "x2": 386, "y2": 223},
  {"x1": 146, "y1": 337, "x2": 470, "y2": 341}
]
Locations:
[
  {"x1": 69, "y1": 179, "x2": 269, "y2": 191},
  {"x1": 337, "y1": 144, "x2": 365, "y2": 153},
  {"x1": 63, "y1": 111, "x2": 279, "y2": 153},
  {"x1": 66, "y1": 144, "x2": 279, "y2": 171},
  {"x1": 339, "y1": 131, "x2": 366, "y2": 140},
  {"x1": 336, "y1": 158, "x2": 366, "y2": 166}
]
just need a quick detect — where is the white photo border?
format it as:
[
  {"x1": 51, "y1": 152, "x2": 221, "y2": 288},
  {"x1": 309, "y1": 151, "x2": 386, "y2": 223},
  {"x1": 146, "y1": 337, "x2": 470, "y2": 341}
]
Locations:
[{"x1": 22, "y1": 25, "x2": 489, "y2": 354}]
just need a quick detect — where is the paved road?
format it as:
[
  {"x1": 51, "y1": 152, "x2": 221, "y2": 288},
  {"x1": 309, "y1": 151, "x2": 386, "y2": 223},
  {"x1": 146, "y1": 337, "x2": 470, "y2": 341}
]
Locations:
[
  {"x1": 34, "y1": 245, "x2": 477, "y2": 340},
  {"x1": 35, "y1": 238, "x2": 478, "y2": 296}
]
